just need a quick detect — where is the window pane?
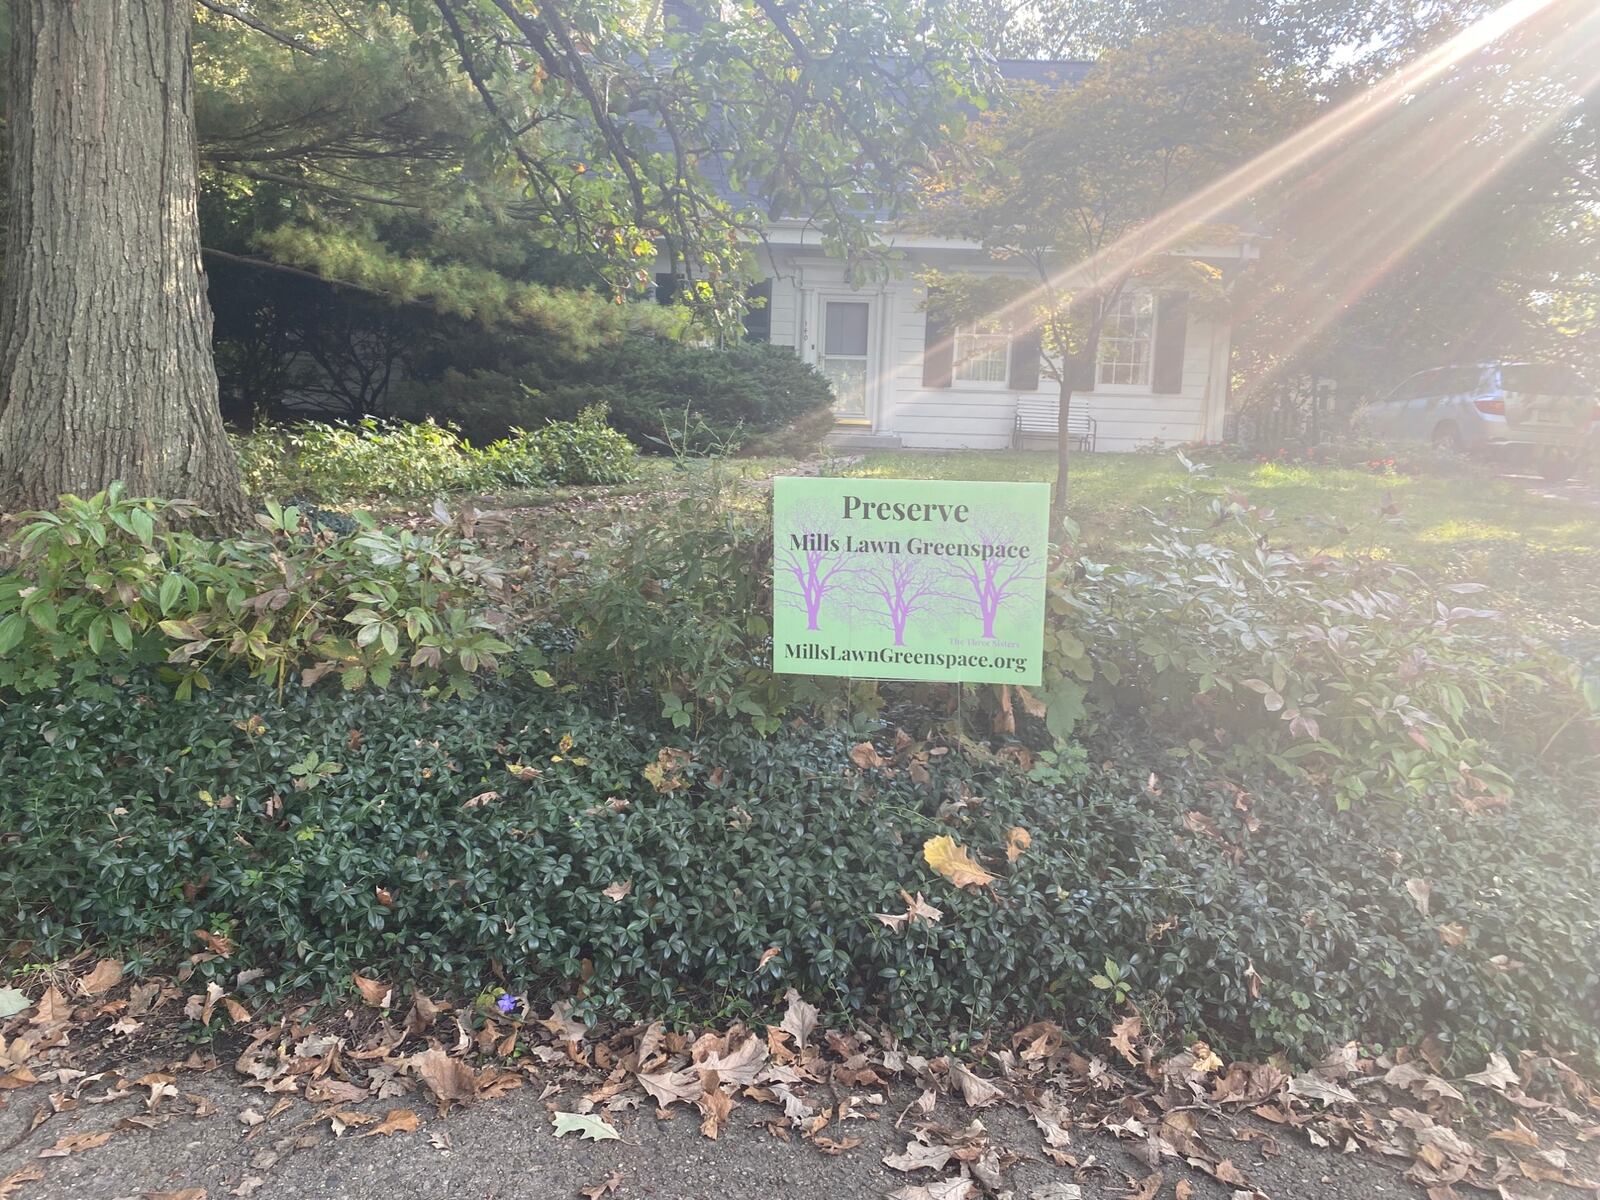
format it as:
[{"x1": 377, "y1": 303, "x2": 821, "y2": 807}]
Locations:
[
  {"x1": 824, "y1": 359, "x2": 868, "y2": 417},
  {"x1": 1096, "y1": 292, "x2": 1153, "y2": 386},
  {"x1": 953, "y1": 321, "x2": 1010, "y2": 383},
  {"x1": 1501, "y1": 364, "x2": 1586, "y2": 393},
  {"x1": 824, "y1": 302, "x2": 869, "y2": 357}
]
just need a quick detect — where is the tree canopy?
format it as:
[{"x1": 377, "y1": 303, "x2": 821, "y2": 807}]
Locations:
[{"x1": 922, "y1": 28, "x2": 1301, "y2": 507}]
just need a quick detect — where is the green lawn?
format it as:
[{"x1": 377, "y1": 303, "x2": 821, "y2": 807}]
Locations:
[{"x1": 837, "y1": 450, "x2": 1600, "y2": 634}]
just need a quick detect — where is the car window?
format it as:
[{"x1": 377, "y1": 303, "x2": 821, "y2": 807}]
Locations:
[
  {"x1": 1408, "y1": 371, "x2": 1450, "y2": 399},
  {"x1": 1430, "y1": 367, "x2": 1484, "y2": 395},
  {"x1": 1499, "y1": 364, "x2": 1588, "y2": 394},
  {"x1": 1387, "y1": 375, "x2": 1422, "y2": 403}
]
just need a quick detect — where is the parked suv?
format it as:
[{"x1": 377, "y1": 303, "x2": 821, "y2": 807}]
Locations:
[{"x1": 1356, "y1": 362, "x2": 1596, "y2": 473}]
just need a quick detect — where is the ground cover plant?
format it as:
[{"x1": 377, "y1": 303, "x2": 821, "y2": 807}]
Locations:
[
  {"x1": 2, "y1": 673, "x2": 1596, "y2": 1069},
  {"x1": 1, "y1": 454, "x2": 1597, "y2": 1081}
]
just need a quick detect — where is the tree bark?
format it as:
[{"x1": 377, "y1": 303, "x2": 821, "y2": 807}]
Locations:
[
  {"x1": 0, "y1": 0, "x2": 246, "y2": 518},
  {"x1": 1053, "y1": 371, "x2": 1077, "y2": 519}
]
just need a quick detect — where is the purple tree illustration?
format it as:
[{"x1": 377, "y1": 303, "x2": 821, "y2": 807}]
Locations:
[
  {"x1": 850, "y1": 554, "x2": 952, "y2": 645},
  {"x1": 775, "y1": 506, "x2": 855, "y2": 631},
  {"x1": 946, "y1": 523, "x2": 1042, "y2": 639}
]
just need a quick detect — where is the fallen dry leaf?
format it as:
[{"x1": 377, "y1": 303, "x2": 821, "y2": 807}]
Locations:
[
  {"x1": 884, "y1": 1140, "x2": 954, "y2": 1173},
  {"x1": 142, "y1": 1191, "x2": 207, "y2": 1200},
  {"x1": 779, "y1": 988, "x2": 818, "y2": 1050},
  {"x1": 1005, "y1": 827, "x2": 1031, "y2": 863},
  {"x1": 39, "y1": 1130, "x2": 113, "y2": 1157},
  {"x1": 637, "y1": 1068, "x2": 703, "y2": 1108},
  {"x1": 359, "y1": 1108, "x2": 421, "y2": 1138},
  {"x1": 1435, "y1": 922, "x2": 1468, "y2": 948},
  {"x1": 949, "y1": 1061, "x2": 1002, "y2": 1108},
  {"x1": 1463, "y1": 1052, "x2": 1519, "y2": 1092},
  {"x1": 1404, "y1": 878, "x2": 1432, "y2": 917},
  {"x1": 923, "y1": 835, "x2": 994, "y2": 889},
  {"x1": 79, "y1": 959, "x2": 124, "y2": 996},
  {"x1": 581, "y1": 1171, "x2": 623, "y2": 1200},
  {"x1": 540, "y1": 1000, "x2": 589, "y2": 1043},
  {"x1": 0, "y1": 1166, "x2": 44, "y2": 1199},
  {"x1": 551, "y1": 1111, "x2": 620, "y2": 1142},
  {"x1": 874, "y1": 890, "x2": 944, "y2": 934},
  {"x1": 193, "y1": 929, "x2": 236, "y2": 958},
  {"x1": 1109, "y1": 1013, "x2": 1143, "y2": 1066},
  {"x1": 410, "y1": 1048, "x2": 481, "y2": 1110},
  {"x1": 889, "y1": 1180, "x2": 976, "y2": 1200},
  {"x1": 757, "y1": 946, "x2": 781, "y2": 971},
  {"x1": 1288, "y1": 1073, "x2": 1358, "y2": 1106},
  {"x1": 849, "y1": 741, "x2": 886, "y2": 769},
  {"x1": 1487, "y1": 1123, "x2": 1540, "y2": 1150},
  {"x1": 602, "y1": 880, "x2": 633, "y2": 903},
  {"x1": 31, "y1": 986, "x2": 70, "y2": 1026},
  {"x1": 697, "y1": 1078, "x2": 733, "y2": 1139},
  {"x1": 352, "y1": 974, "x2": 392, "y2": 1008}
]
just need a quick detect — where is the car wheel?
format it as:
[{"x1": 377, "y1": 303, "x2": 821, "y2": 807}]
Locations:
[{"x1": 1431, "y1": 422, "x2": 1462, "y2": 451}]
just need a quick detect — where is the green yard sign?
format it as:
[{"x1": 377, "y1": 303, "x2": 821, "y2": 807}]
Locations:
[{"x1": 772, "y1": 477, "x2": 1050, "y2": 684}]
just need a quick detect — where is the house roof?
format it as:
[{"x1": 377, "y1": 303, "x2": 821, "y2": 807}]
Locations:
[{"x1": 993, "y1": 60, "x2": 1092, "y2": 87}]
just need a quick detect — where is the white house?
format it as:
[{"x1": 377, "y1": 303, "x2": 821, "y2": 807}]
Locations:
[
  {"x1": 743, "y1": 222, "x2": 1257, "y2": 453},
  {"x1": 705, "y1": 51, "x2": 1261, "y2": 454}
]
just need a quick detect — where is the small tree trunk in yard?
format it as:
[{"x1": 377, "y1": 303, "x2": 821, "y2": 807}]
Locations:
[
  {"x1": 0, "y1": 0, "x2": 246, "y2": 518},
  {"x1": 1052, "y1": 371, "x2": 1077, "y2": 520}
]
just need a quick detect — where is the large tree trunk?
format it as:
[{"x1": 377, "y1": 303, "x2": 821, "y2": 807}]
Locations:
[{"x1": 0, "y1": 0, "x2": 245, "y2": 518}]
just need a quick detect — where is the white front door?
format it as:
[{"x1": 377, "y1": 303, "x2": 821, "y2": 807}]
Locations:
[{"x1": 819, "y1": 298, "x2": 873, "y2": 423}]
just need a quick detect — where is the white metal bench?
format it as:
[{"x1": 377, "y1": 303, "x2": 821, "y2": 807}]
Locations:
[{"x1": 1014, "y1": 396, "x2": 1096, "y2": 451}]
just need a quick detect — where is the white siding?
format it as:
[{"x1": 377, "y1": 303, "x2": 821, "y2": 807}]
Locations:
[
  {"x1": 886, "y1": 276, "x2": 1221, "y2": 451},
  {"x1": 759, "y1": 248, "x2": 1235, "y2": 452},
  {"x1": 767, "y1": 273, "x2": 800, "y2": 350}
]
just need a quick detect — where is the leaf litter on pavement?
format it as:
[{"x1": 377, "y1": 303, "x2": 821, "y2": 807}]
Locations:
[{"x1": 0, "y1": 956, "x2": 1597, "y2": 1200}]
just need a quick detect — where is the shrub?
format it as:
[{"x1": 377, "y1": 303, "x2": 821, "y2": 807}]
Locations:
[
  {"x1": 543, "y1": 475, "x2": 867, "y2": 734},
  {"x1": 389, "y1": 339, "x2": 834, "y2": 453},
  {"x1": 1, "y1": 675, "x2": 1595, "y2": 1066},
  {"x1": 235, "y1": 418, "x2": 485, "y2": 502},
  {"x1": 0, "y1": 487, "x2": 510, "y2": 700},
  {"x1": 475, "y1": 406, "x2": 637, "y2": 487},
  {"x1": 235, "y1": 411, "x2": 637, "y2": 500}
]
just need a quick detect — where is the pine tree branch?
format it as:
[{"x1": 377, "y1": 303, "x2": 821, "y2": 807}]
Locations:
[
  {"x1": 209, "y1": 165, "x2": 425, "y2": 209},
  {"x1": 194, "y1": 0, "x2": 318, "y2": 56}
]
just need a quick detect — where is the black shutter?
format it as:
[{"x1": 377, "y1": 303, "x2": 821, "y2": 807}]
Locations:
[
  {"x1": 921, "y1": 291, "x2": 953, "y2": 388},
  {"x1": 653, "y1": 272, "x2": 679, "y2": 305},
  {"x1": 742, "y1": 278, "x2": 772, "y2": 342},
  {"x1": 1070, "y1": 353, "x2": 1096, "y2": 392},
  {"x1": 1008, "y1": 326, "x2": 1042, "y2": 391},
  {"x1": 1152, "y1": 291, "x2": 1189, "y2": 395}
]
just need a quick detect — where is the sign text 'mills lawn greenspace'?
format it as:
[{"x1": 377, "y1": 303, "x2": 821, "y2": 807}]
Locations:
[{"x1": 772, "y1": 477, "x2": 1049, "y2": 684}]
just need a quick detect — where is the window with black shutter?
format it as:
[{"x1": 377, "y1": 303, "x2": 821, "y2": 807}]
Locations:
[
  {"x1": 1008, "y1": 326, "x2": 1042, "y2": 391},
  {"x1": 742, "y1": 279, "x2": 772, "y2": 342}
]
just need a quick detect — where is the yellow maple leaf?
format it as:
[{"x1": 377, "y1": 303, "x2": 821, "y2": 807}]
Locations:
[{"x1": 922, "y1": 835, "x2": 995, "y2": 889}]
